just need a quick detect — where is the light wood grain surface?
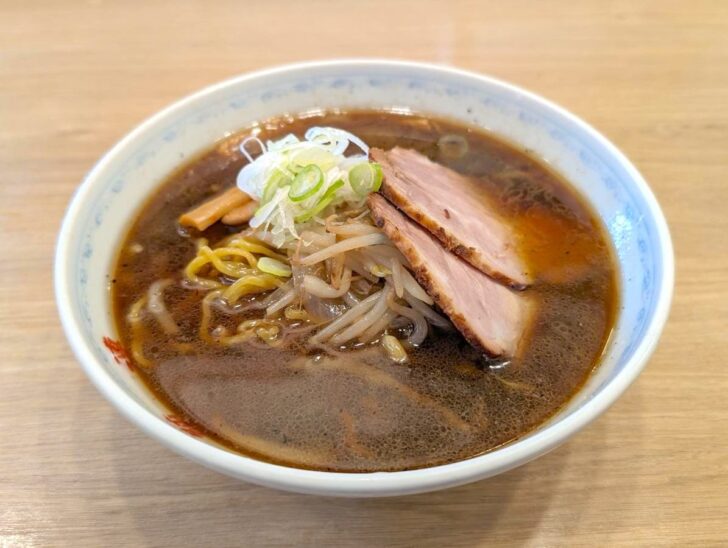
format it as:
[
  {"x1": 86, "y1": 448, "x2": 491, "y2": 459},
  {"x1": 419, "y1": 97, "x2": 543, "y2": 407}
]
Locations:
[{"x1": 1, "y1": 0, "x2": 727, "y2": 546}]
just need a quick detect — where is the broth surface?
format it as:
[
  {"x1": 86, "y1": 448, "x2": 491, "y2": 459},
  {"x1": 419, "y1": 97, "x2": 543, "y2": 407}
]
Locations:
[{"x1": 112, "y1": 111, "x2": 617, "y2": 472}]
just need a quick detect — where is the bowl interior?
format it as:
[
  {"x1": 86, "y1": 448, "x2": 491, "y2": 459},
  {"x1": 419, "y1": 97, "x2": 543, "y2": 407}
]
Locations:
[{"x1": 57, "y1": 61, "x2": 671, "y2": 495}]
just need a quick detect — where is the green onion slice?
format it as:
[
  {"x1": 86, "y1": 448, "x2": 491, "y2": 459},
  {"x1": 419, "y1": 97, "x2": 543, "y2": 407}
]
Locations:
[
  {"x1": 348, "y1": 162, "x2": 383, "y2": 196},
  {"x1": 295, "y1": 180, "x2": 344, "y2": 222},
  {"x1": 289, "y1": 165, "x2": 324, "y2": 202},
  {"x1": 262, "y1": 170, "x2": 293, "y2": 204},
  {"x1": 257, "y1": 257, "x2": 292, "y2": 277}
]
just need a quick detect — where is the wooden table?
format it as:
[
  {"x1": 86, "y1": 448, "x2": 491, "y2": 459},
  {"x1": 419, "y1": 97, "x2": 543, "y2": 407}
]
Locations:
[{"x1": 2, "y1": 1, "x2": 726, "y2": 545}]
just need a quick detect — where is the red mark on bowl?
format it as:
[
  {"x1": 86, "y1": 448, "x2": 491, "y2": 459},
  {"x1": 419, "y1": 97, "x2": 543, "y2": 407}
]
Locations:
[
  {"x1": 102, "y1": 336, "x2": 133, "y2": 371},
  {"x1": 166, "y1": 414, "x2": 204, "y2": 437}
]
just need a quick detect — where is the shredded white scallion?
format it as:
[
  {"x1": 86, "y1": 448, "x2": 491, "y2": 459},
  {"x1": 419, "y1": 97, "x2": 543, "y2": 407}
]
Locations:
[{"x1": 236, "y1": 127, "x2": 382, "y2": 248}]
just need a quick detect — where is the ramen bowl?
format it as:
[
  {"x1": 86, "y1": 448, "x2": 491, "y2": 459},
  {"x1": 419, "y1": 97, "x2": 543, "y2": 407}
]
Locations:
[{"x1": 55, "y1": 60, "x2": 673, "y2": 497}]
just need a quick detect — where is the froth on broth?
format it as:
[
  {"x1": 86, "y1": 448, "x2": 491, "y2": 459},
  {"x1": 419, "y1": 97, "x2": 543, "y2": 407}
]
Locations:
[{"x1": 111, "y1": 110, "x2": 617, "y2": 472}]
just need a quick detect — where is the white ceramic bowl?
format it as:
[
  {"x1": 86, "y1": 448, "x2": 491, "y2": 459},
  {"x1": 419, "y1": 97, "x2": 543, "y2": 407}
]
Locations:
[{"x1": 55, "y1": 60, "x2": 673, "y2": 497}]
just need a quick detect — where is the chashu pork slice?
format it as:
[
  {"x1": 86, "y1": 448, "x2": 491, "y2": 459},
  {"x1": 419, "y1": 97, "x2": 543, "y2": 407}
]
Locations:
[
  {"x1": 371, "y1": 147, "x2": 531, "y2": 288},
  {"x1": 368, "y1": 193, "x2": 534, "y2": 358}
]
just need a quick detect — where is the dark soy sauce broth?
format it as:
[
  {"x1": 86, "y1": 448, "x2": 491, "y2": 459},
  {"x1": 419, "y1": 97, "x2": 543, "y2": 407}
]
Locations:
[{"x1": 112, "y1": 111, "x2": 617, "y2": 472}]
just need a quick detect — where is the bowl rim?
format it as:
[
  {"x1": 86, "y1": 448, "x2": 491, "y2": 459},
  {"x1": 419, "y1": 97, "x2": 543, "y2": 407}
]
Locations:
[{"x1": 55, "y1": 59, "x2": 674, "y2": 497}]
